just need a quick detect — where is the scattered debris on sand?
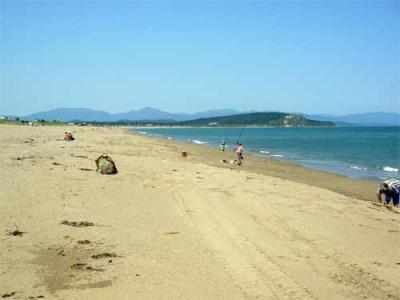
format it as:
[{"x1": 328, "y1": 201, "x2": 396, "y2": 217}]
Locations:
[
  {"x1": 28, "y1": 296, "x2": 45, "y2": 299},
  {"x1": 52, "y1": 162, "x2": 63, "y2": 166},
  {"x1": 163, "y1": 231, "x2": 180, "y2": 235},
  {"x1": 70, "y1": 263, "x2": 87, "y2": 270},
  {"x1": 79, "y1": 168, "x2": 93, "y2": 171},
  {"x1": 71, "y1": 154, "x2": 88, "y2": 159},
  {"x1": 77, "y1": 240, "x2": 91, "y2": 245},
  {"x1": 181, "y1": 151, "x2": 187, "y2": 158},
  {"x1": 60, "y1": 220, "x2": 94, "y2": 227},
  {"x1": 91, "y1": 252, "x2": 117, "y2": 259},
  {"x1": 6, "y1": 223, "x2": 26, "y2": 237},
  {"x1": 2, "y1": 292, "x2": 16, "y2": 298},
  {"x1": 71, "y1": 263, "x2": 103, "y2": 272}
]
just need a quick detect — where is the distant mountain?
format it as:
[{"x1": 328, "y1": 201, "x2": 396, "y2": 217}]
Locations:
[
  {"x1": 177, "y1": 112, "x2": 335, "y2": 127},
  {"x1": 22, "y1": 107, "x2": 240, "y2": 122},
  {"x1": 21, "y1": 107, "x2": 399, "y2": 126},
  {"x1": 304, "y1": 112, "x2": 400, "y2": 126},
  {"x1": 23, "y1": 107, "x2": 115, "y2": 122}
]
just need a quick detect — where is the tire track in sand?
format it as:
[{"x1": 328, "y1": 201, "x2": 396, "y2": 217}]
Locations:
[{"x1": 172, "y1": 189, "x2": 316, "y2": 299}]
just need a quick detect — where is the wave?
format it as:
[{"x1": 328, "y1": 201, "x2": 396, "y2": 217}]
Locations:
[
  {"x1": 271, "y1": 154, "x2": 284, "y2": 158},
  {"x1": 137, "y1": 131, "x2": 147, "y2": 135},
  {"x1": 383, "y1": 166, "x2": 399, "y2": 173},
  {"x1": 259, "y1": 150, "x2": 270, "y2": 154},
  {"x1": 349, "y1": 165, "x2": 368, "y2": 171},
  {"x1": 192, "y1": 139, "x2": 208, "y2": 145}
]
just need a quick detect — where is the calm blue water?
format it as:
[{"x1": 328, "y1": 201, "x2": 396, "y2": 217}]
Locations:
[{"x1": 131, "y1": 127, "x2": 400, "y2": 181}]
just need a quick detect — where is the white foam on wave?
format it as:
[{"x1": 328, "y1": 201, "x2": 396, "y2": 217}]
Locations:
[
  {"x1": 349, "y1": 165, "x2": 368, "y2": 171},
  {"x1": 259, "y1": 150, "x2": 270, "y2": 154},
  {"x1": 271, "y1": 154, "x2": 284, "y2": 158},
  {"x1": 167, "y1": 137, "x2": 172, "y2": 140},
  {"x1": 383, "y1": 166, "x2": 399, "y2": 173},
  {"x1": 138, "y1": 131, "x2": 147, "y2": 135},
  {"x1": 192, "y1": 139, "x2": 208, "y2": 145}
]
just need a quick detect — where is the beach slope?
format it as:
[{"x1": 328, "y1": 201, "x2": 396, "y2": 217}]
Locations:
[{"x1": 0, "y1": 125, "x2": 398, "y2": 299}]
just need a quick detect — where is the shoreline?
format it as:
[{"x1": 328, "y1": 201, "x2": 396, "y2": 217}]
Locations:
[
  {"x1": 128, "y1": 126, "x2": 400, "y2": 182},
  {"x1": 127, "y1": 128, "x2": 379, "y2": 202}
]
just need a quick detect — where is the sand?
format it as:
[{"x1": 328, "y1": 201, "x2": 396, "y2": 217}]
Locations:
[{"x1": 0, "y1": 125, "x2": 399, "y2": 300}]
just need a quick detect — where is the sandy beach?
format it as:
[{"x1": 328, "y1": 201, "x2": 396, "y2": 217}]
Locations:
[{"x1": 0, "y1": 125, "x2": 399, "y2": 300}]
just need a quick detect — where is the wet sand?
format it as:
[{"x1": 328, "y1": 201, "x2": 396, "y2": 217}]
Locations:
[{"x1": 0, "y1": 125, "x2": 399, "y2": 299}]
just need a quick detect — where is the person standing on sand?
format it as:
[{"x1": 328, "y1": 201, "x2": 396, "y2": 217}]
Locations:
[
  {"x1": 235, "y1": 143, "x2": 244, "y2": 165},
  {"x1": 220, "y1": 139, "x2": 226, "y2": 152},
  {"x1": 376, "y1": 179, "x2": 400, "y2": 206}
]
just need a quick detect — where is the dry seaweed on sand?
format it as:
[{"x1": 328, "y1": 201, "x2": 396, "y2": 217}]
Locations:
[
  {"x1": 79, "y1": 168, "x2": 93, "y2": 171},
  {"x1": 71, "y1": 263, "x2": 104, "y2": 272},
  {"x1": 6, "y1": 223, "x2": 26, "y2": 237},
  {"x1": 60, "y1": 220, "x2": 94, "y2": 227},
  {"x1": 77, "y1": 240, "x2": 91, "y2": 245},
  {"x1": 91, "y1": 252, "x2": 117, "y2": 259},
  {"x1": 71, "y1": 154, "x2": 89, "y2": 159},
  {"x1": 2, "y1": 292, "x2": 16, "y2": 298}
]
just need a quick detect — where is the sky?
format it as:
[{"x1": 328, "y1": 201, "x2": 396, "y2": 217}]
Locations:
[{"x1": 0, "y1": 0, "x2": 399, "y2": 116}]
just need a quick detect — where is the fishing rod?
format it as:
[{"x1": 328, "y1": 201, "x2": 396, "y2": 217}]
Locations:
[{"x1": 237, "y1": 127, "x2": 244, "y2": 144}]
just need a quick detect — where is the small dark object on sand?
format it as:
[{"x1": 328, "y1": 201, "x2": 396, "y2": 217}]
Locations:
[
  {"x1": 6, "y1": 223, "x2": 26, "y2": 237},
  {"x1": 77, "y1": 240, "x2": 91, "y2": 245},
  {"x1": 71, "y1": 154, "x2": 88, "y2": 159},
  {"x1": 60, "y1": 220, "x2": 94, "y2": 227},
  {"x1": 91, "y1": 252, "x2": 117, "y2": 259},
  {"x1": 71, "y1": 263, "x2": 103, "y2": 271},
  {"x1": 52, "y1": 162, "x2": 62, "y2": 166},
  {"x1": 85, "y1": 266, "x2": 104, "y2": 272},
  {"x1": 79, "y1": 168, "x2": 93, "y2": 171},
  {"x1": 181, "y1": 151, "x2": 187, "y2": 158},
  {"x1": 2, "y1": 292, "x2": 16, "y2": 298},
  {"x1": 71, "y1": 263, "x2": 87, "y2": 270},
  {"x1": 28, "y1": 295, "x2": 45, "y2": 299},
  {"x1": 163, "y1": 231, "x2": 179, "y2": 235}
]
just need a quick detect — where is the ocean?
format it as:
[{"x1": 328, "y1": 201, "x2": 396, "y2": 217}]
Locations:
[{"x1": 131, "y1": 127, "x2": 400, "y2": 181}]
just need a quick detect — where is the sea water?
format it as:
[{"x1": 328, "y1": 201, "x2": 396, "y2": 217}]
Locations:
[{"x1": 131, "y1": 127, "x2": 400, "y2": 181}]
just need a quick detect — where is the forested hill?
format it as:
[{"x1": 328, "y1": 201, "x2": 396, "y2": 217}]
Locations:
[{"x1": 177, "y1": 112, "x2": 335, "y2": 127}]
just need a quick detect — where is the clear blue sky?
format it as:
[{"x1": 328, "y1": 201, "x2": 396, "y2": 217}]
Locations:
[{"x1": 1, "y1": 0, "x2": 398, "y2": 116}]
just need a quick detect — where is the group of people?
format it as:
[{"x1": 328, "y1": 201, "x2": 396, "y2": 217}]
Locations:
[
  {"x1": 63, "y1": 131, "x2": 399, "y2": 206},
  {"x1": 63, "y1": 131, "x2": 75, "y2": 141},
  {"x1": 220, "y1": 139, "x2": 399, "y2": 207},
  {"x1": 220, "y1": 139, "x2": 244, "y2": 166},
  {"x1": 62, "y1": 131, "x2": 117, "y2": 175}
]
